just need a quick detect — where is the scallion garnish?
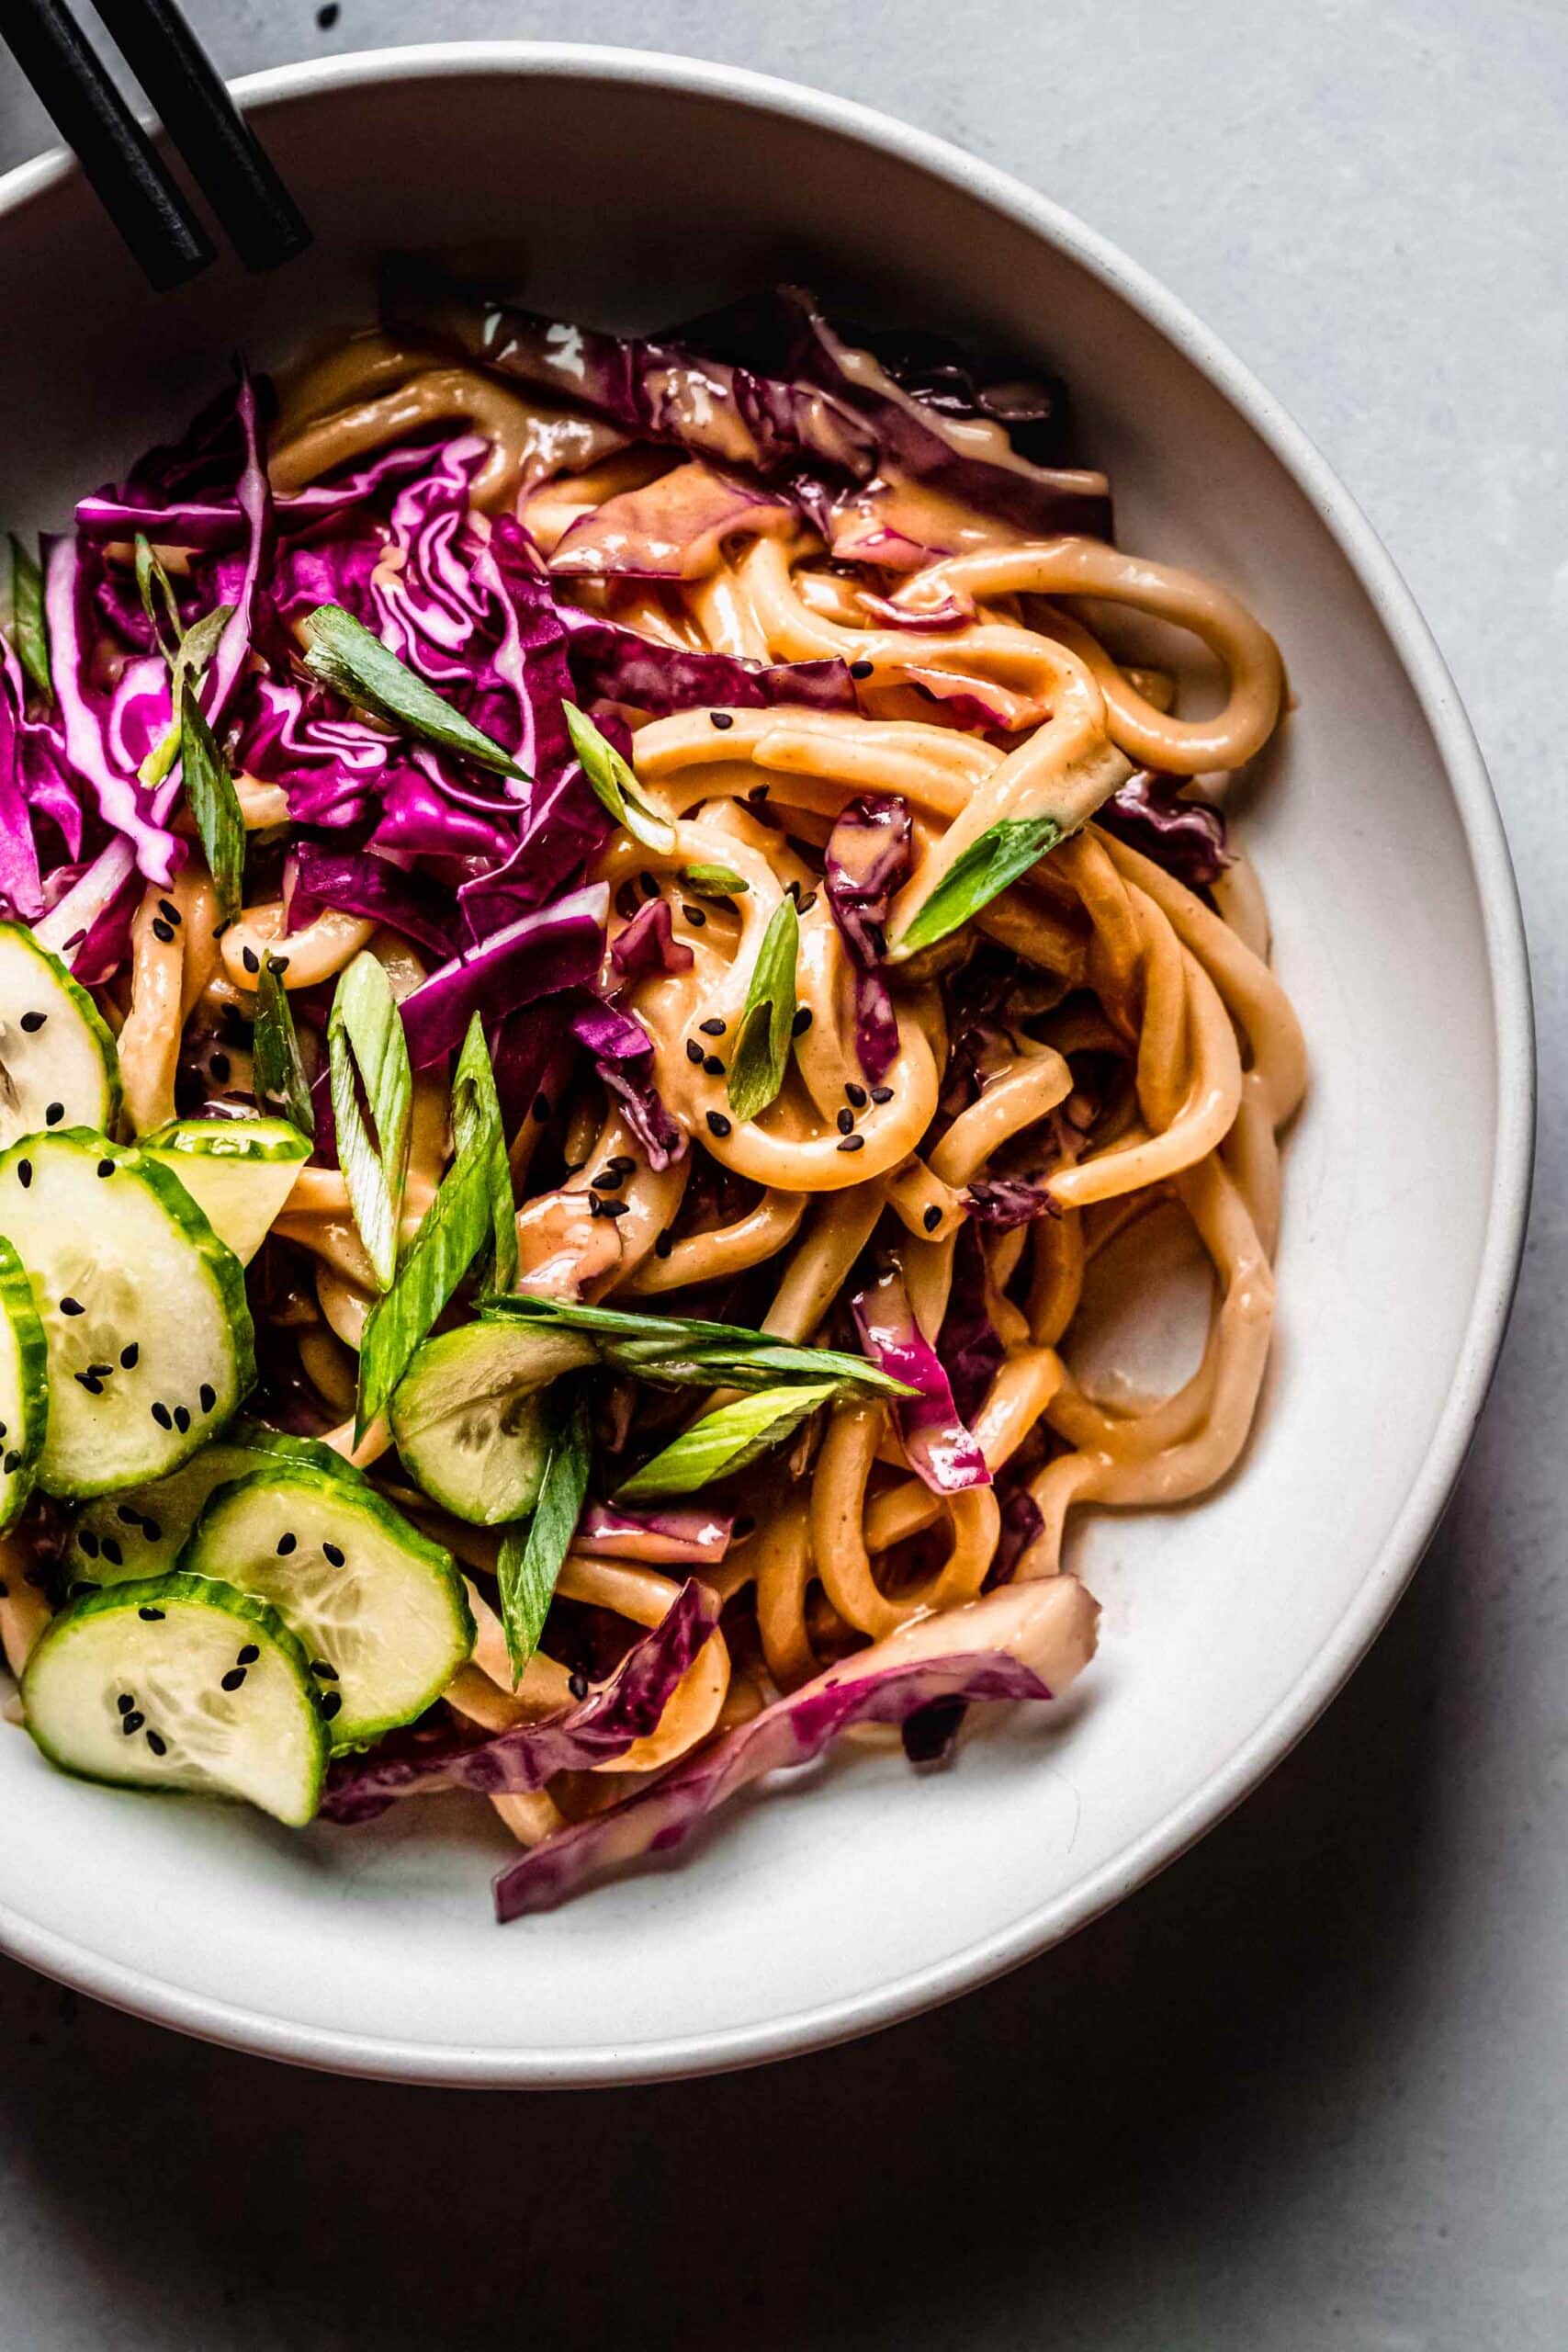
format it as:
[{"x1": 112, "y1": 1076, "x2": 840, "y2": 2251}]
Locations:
[
  {"x1": 726, "y1": 895, "x2": 799, "y2": 1125},
  {"x1": 475, "y1": 1291, "x2": 913, "y2": 1397},
  {"x1": 301, "y1": 603, "x2": 528, "y2": 780},
  {"x1": 329, "y1": 950, "x2": 412, "y2": 1292},
  {"x1": 252, "y1": 953, "x2": 315, "y2": 1139},
  {"x1": 615, "y1": 1382, "x2": 838, "y2": 1500},
  {"x1": 6, "y1": 534, "x2": 51, "y2": 701},
  {"x1": 562, "y1": 700, "x2": 678, "y2": 854},
  {"x1": 889, "y1": 813, "x2": 1064, "y2": 958},
  {"x1": 497, "y1": 1384, "x2": 592, "y2": 1684},
  {"x1": 682, "y1": 863, "x2": 749, "y2": 896},
  {"x1": 450, "y1": 1012, "x2": 517, "y2": 1295},
  {"x1": 177, "y1": 680, "x2": 245, "y2": 923}
]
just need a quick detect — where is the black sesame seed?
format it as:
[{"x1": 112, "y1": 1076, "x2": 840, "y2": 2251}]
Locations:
[
  {"x1": 598, "y1": 1198, "x2": 630, "y2": 1219},
  {"x1": 837, "y1": 1135, "x2": 866, "y2": 1153},
  {"x1": 709, "y1": 710, "x2": 735, "y2": 731},
  {"x1": 320, "y1": 1690, "x2": 343, "y2": 1720},
  {"x1": 532, "y1": 1092, "x2": 551, "y2": 1122},
  {"x1": 198, "y1": 1384, "x2": 216, "y2": 1414},
  {"x1": 68, "y1": 1578, "x2": 98, "y2": 1599},
  {"x1": 587, "y1": 1194, "x2": 605, "y2": 1219},
  {"x1": 3, "y1": 1451, "x2": 19, "y2": 1476},
  {"x1": 845, "y1": 1082, "x2": 867, "y2": 1108},
  {"x1": 152, "y1": 918, "x2": 175, "y2": 945},
  {"x1": 654, "y1": 1229, "x2": 673, "y2": 1259},
  {"x1": 792, "y1": 1007, "x2": 813, "y2": 1036},
  {"x1": 850, "y1": 659, "x2": 875, "y2": 680},
  {"x1": 146, "y1": 1730, "x2": 167, "y2": 1757},
  {"x1": 121, "y1": 1711, "x2": 144, "y2": 1736},
  {"x1": 173, "y1": 1406, "x2": 190, "y2": 1434},
  {"x1": 706, "y1": 1111, "x2": 732, "y2": 1138},
  {"x1": 0, "y1": 1422, "x2": 6, "y2": 1441},
  {"x1": 87, "y1": 1363, "x2": 112, "y2": 1379},
  {"x1": 19, "y1": 1011, "x2": 45, "y2": 1033},
  {"x1": 59, "y1": 1296, "x2": 84, "y2": 1316},
  {"x1": 569, "y1": 1669, "x2": 590, "y2": 1700},
  {"x1": 75, "y1": 1374, "x2": 104, "y2": 1397},
  {"x1": 836, "y1": 1108, "x2": 855, "y2": 1135},
  {"x1": 151, "y1": 1403, "x2": 172, "y2": 1430},
  {"x1": 137, "y1": 1605, "x2": 164, "y2": 1622},
  {"x1": 923, "y1": 1204, "x2": 942, "y2": 1233},
  {"x1": 242, "y1": 944, "x2": 260, "y2": 973},
  {"x1": 784, "y1": 880, "x2": 801, "y2": 901},
  {"x1": 310, "y1": 1659, "x2": 339, "y2": 1680},
  {"x1": 117, "y1": 1504, "x2": 139, "y2": 1524},
  {"x1": 638, "y1": 871, "x2": 659, "y2": 900},
  {"x1": 141, "y1": 1518, "x2": 162, "y2": 1544},
  {"x1": 101, "y1": 1538, "x2": 122, "y2": 1567},
  {"x1": 699, "y1": 1018, "x2": 726, "y2": 1037},
  {"x1": 209, "y1": 1051, "x2": 231, "y2": 1085},
  {"x1": 97, "y1": 1159, "x2": 114, "y2": 1179},
  {"x1": 220, "y1": 1668, "x2": 247, "y2": 1692},
  {"x1": 237, "y1": 1645, "x2": 260, "y2": 1666},
  {"x1": 276, "y1": 1532, "x2": 297, "y2": 1555},
  {"x1": 871, "y1": 1085, "x2": 894, "y2": 1104},
  {"x1": 80, "y1": 1531, "x2": 101, "y2": 1560},
  {"x1": 0, "y1": 1580, "x2": 8, "y2": 1599},
  {"x1": 322, "y1": 1542, "x2": 344, "y2": 1567},
  {"x1": 116, "y1": 1692, "x2": 134, "y2": 1715},
  {"x1": 158, "y1": 899, "x2": 181, "y2": 926},
  {"x1": 45, "y1": 1102, "x2": 64, "y2": 1125},
  {"x1": 275, "y1": 954, "x2": 292, "y2": 977},
  {"x1": 703, "y1": 1054, "x2": 725, "y2": 1078},
  {"x1": 606, "y1": 1155, "x2": 636, "y2": 1174},
  {"x1": 17, "y1": 1159, "x2": 31, "y2": 1187},
  {"x1": 686, "y1": 1037, "x2": 705, "y2": 1065},
  {"x1": 747, "y1": 784, "x2": 770, "y2": 805},
  {"x1": 591, "y1": 1169, "x2": 624, "y2": 1193},
  {"x1": 119, "y1": 1343, "x2": 139, "y2": 1370},
  {"x1": 682, "y1": 904, "x2": 707, "y2": 927},
  {"x1": 797, "y1": 892, "x2": 818, "y2": 915}
]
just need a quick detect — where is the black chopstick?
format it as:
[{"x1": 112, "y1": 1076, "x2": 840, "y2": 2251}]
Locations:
[
  {"x1": 95, "y1": 0, "x2": 310, "y2": 274},
  {"x1": 5, "y1": 0, "x2": 213, "y2": 290},
  {"x1": 2, "y1": 0, "x2": 310, "y2": 288}
]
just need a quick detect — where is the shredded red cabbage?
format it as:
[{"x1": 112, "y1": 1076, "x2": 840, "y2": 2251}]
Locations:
[
  {"x1": 399, "y1": 882, "x2": 608, "y2": 1069},
  {"x1": 1098, "y1": 770, "x2": 1231, "y2": 888},
  {"x1": 610, "y1": 897, "x2": 694, "y2": 982},
  {"x1": 852, "y1": 1263, "x2": 991, "y2": 1493},
  {"x1": 558, "y1": 605, "x2": 855, "y2": 715},
  {"x1": 823, "y1": 794, "x2": 912, "y2": 1083}
]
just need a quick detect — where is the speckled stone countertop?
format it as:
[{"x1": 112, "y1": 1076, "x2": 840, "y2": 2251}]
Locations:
[{"x1": 0, "y1": 6, "x2": 1562, "y2": 2345}]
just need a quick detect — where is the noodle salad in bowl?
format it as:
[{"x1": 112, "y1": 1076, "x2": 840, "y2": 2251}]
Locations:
[{"x1": 0, "y1": 264, "x2": 1302, "y2": 1919}]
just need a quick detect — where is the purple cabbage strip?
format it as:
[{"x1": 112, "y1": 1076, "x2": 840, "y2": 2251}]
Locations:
[
  {"x1": 1097, "y1": 771, "x2": 1231, "y2": 889},
  {"x1": 32, "y1": 836, "x2": 137, "y2": 964},
  {"x1": 493, "y1": 1644, "x2": 1054, "y2": 1918},
  {"x1": 288, "y1": 846, "x2": 460, "y2": 961},
  {"x1": 192, "y1": 371, "x2": 272, "y2": 741},
  {"x1": 457, "y1": 757, "x2": 610, "y2": 942},
  {"x1": 570, "y1": 994, "x2": 687, "y2": 1170},
  {"x1": 823, "y1": 794, "x2": 912, "y2": 1084},
  {"x1": 964, "y1": 1176, "x2": 1063, "y2": 1231},
  {"x1": 938, "y1": 1225, "x2": 1008, "y2": 1424},
  {"x1": 610, "y1": 896, "x2": 694, "y2": 982},
  {"x1": 42, "y1": 537, "x2": 179, "y2": 886},
  {"x1": 852, "y1": 1263, "x2": 990, "y2": 1494},
  {"x1": 558, "y1": 605, "x2": 855, "y2": 715},
  {"x1": 399, "y1": 881, "x2": 609, "y2": 1069},
  {"x1": 549, "y1": 461, "x2": 796, "y2": 581},
  {"x1": 371, "y1": 769, "x2": 518, "y2": 863},
  {"x1": 321, "y1": 1575, "x2": 721, "y2": 1823},
  {"x1": 76, "y1": 439, "x2": 434, "y2": 551},
  {"x1": 574, "y1": 1501, "x2": 733, "y2": 1566},
  {"x1": 382, "y1": 257, "x2": 880, "y2": 489}
]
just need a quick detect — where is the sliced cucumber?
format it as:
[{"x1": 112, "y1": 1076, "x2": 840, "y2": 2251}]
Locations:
[
  {"x1": 0, "y1": 1129, "x2": 254, "y2": 1499},
  {"x1": 144, "y1": 1117, "x2": 310, "y2": 1265},
  {"x1": 0, "y1": 922, "x2": 120, "y2": 1150},
  {"x1": 0, "y1": 1232, "x2": 47, "y2": 1531},
  {"x1": 179, "y1": 1464, "x2": 473, "y2": 1747},
  {"x1": 22, "y1": 1572, "x2": 328, "y2": 1826},
  {"x1": 65, "y1": 1421, "x2": 365, "y2": 1588},
  {"x1": 389, "y1": 1321, "x2": 590, "y2": 1525}
]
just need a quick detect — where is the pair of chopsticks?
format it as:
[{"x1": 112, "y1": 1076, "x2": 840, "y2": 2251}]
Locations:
[{"x1": 5, "y1": 0, "x2": 309, "y2": 288}]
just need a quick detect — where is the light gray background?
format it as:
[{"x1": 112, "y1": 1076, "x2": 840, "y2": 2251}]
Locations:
[{"x1": 1, "y1": 4, "x2": 1562, "y2": 2346}]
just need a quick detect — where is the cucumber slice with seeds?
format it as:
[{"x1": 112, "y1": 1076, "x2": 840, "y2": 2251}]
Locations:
[
  {"x1": 21, "y1": 1572, "x2": 328, "y2": 1825},
  {"x1": 144, "y1": 1117, "x2": 310, "y2": 1265},
  {"x1": 0, "y1": 1130, "x2": 254, "y2": 1498},
  {"x1": 0, "y1": 922, "x2": 119, "y2": 1148},
  {"x1": 66, "y1": 1422, "x2": 365, "y2": 1587},
  {"x1": 179, "y1": 1464, "x2": 473, "y2": 1747},
  {"x1": 389, "y1": 1320, "x2": 592, "y2": 1525},
  {"x1": 0, "y1": 1232, "x2": 48, "y2": 1530}
]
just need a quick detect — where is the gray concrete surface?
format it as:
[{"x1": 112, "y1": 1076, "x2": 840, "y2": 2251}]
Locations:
[{"x1": 1, "y1": 4, "x2": 1563, "y2": 2345}]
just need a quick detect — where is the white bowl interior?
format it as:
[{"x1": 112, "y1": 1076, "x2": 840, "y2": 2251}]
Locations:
[{"x1": 0, "y1": 52, "x2": 1526, "y2": 2082}]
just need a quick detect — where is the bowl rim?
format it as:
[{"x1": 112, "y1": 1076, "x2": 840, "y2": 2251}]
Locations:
[{"x1": 0, "y1": 40, "x2": 1535, "y2": 2088}]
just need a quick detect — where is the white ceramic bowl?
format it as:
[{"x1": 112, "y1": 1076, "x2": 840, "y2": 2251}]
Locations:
[{"x1": 0, "y1": 45, "x2": 1532, "y2": 2086}]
